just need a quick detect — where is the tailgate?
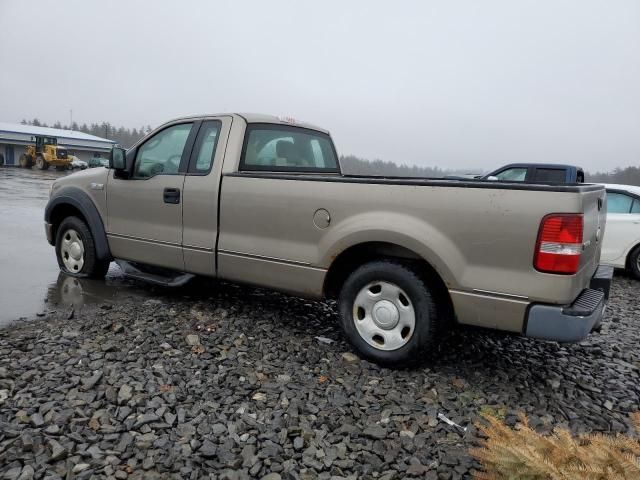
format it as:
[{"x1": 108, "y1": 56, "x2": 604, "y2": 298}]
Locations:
[{"x1": 578, "y1": 186, "x2": 607, "y2": 276}]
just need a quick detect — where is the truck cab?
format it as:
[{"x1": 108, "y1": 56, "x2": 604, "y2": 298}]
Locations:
[{"x1": 485, "y1": 163, "x2": 585, "y2": 183}]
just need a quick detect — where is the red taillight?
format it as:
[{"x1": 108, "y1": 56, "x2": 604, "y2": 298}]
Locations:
[{"x1": 534, "y1": 214, "x2": 583, "y2": 274}]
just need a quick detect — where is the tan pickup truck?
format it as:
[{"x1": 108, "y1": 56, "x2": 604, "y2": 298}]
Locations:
[{"x1": 45, "y1": 114, "x2": 613, "y2": 365}]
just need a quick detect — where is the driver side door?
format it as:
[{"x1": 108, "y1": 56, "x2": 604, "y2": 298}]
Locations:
[{"x1": 106, "y1": 121, "x2": 197, "y2": 271}]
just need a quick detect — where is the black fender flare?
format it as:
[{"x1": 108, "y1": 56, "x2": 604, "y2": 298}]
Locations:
[{"x1": 45, "y1": 186, "x2": 112, "y2": 262}]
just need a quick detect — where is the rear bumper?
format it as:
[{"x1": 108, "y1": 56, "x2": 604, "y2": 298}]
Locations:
[{"x1": 525, "y1": 265, "x2": 613, "y2": 342}]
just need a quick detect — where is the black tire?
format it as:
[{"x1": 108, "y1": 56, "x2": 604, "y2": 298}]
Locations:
[
  {"x1": 55, "y1": 216, "x2": 110, "y2": 279},
  {"x1": 628, "y1": 245, "x2": 640, "y2": 280},
  {"x1": 19, "y1": 154, "x2": 33, "y2": 168},
  {"x1": 0, "y1": 153, "x2": 4, "y2": 166},
  {"x1": 35, "y1": 155, "x2": 48, "y2": 170},
  {"x1": 338, "y1": 260, "x2": 442, "y2": 366}
]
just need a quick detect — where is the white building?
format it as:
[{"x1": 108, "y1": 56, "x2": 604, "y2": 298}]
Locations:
[{"x1": 0, "y1": 122, "x2": 115, "y2": 165}]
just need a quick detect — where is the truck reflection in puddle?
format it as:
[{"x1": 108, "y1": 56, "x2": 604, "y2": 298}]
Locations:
[
  {"x1": 47, "y1": 270, "x2": 152, "y2": 307},
  {"x1": 45, "y1": 268, "x2": 217, "y2": 308}
]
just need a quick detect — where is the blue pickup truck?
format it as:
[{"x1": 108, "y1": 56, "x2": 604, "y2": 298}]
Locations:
[{"x1": 483, "y1": 163, "x2": 585, "y2": 183}]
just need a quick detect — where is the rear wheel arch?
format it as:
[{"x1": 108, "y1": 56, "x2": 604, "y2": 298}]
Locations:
[{"x1": 323, "y1": 241, "x2": 454, "y2": 320}]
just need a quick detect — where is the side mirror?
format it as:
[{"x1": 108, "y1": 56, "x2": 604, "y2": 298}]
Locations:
[
  {"x1": 486, "y1": 175, "x2": 499, "y2": 181},
  {"x1": 109, "y1": 147, "x2": 126, "y2": 170}
]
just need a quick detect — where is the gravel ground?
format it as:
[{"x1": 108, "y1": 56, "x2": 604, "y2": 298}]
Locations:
[{"x1": 1, "y1": 274, "x2": 639, "y2": 480}]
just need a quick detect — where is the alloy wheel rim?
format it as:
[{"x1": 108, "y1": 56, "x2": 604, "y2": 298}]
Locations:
[
  {"x1": 352, "y1": 281, "x2": 415, "y2": 351},
  {"x1": 60, "y1": 229, "x2": 84, "y2": 273}
]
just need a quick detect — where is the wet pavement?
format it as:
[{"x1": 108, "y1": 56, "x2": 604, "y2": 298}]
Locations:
[{"x1": 0, "y1": 167, "x2": 154, "y2": 326}]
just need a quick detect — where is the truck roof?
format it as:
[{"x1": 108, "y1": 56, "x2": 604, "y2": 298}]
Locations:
[
  {"x1": 493, "y1": 163, "x2": 584, "y2": 171},
  {"x1": 163, "y1": 113, "x2": 330, "y2": 135}
]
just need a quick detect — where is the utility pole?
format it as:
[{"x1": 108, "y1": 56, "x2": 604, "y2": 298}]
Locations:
[{"x1": 69, "y1": 109, "x2": 73, "y2": 130}]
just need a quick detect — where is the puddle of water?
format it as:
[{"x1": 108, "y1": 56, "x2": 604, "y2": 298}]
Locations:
[
  {"x1": 46, "y1": 266, "x2": 153, "y2": 307},
  {"x1": 0, "y1": 167, "x2": 154, "y2": 326}
]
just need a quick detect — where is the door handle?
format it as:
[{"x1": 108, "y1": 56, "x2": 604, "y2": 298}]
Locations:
[{"x1": 163, "y1": 187, "x2": 180, "y2": 204}]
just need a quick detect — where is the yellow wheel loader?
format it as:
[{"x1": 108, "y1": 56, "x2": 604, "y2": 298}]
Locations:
[{"x1": 19, "y1": 136, "x2": 72, "y2": 170}]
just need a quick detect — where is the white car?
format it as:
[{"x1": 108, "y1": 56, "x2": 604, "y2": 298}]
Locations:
[
  {"x1": 70, "y1": 157, "x2": 88, "y2": 170},
  {"x1": 600, "y1": 184, "x2": 640, "y2": 279}
]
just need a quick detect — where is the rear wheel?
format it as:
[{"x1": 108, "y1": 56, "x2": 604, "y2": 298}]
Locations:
[
  {"x1": 338, "y1": 260, "x2": 442, "y2": 366},
  {"x1": 35, "y1": 155, "x2": 49, "y2": 170},
  {"x1": 19, "y1": 154, "x2": 33, "y2": 168},
  {"x1": 628, "y1": 245, "x2": 640, "y2": 280},
  {"x1": 55, "y1": 216, "x2": 110, "y2": 278}
]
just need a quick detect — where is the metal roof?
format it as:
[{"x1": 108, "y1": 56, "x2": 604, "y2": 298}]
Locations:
[
  {"x1": 162, "y1": 113, "x2": 330, "y2": 134},
  {"x1": 0, "y1": 122, "x2": 115, "y2": 144}
]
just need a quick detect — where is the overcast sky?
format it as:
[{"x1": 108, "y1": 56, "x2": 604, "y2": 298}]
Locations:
[{"x1": 1, "y1": 0, "x2": 638, "y2": 172}]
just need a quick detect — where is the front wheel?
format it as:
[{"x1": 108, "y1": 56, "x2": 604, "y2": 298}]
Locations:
[
  {"x1": 628, "y1": 245, "x2": 640, "y2": 280},
  {"x1": 338, "y1": 260, "x2": 442, "y2": 366},
  {"x1": 55, "y1": 216, "x2": 110, "y2": 278},
  {"x1": 35, "y1": 155, "x2": 49, "y2": 170}
]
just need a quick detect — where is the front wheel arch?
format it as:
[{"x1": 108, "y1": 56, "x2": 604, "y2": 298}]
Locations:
[
  {"x1": 46, "y1": 187, "x2": 112, "y2": 263},
  {"x1": 56, "y1": 216, "x2": 109, "y2": 278}
]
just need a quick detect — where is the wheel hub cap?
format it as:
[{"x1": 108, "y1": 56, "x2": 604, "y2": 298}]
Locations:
[
  {"x1": 70, "y1": 243, "x2": 82, "y2": 260},
  {"x1": 352, "y1": 281, "x2": 416, "y2": 351},
  {"x1": 60, "y1": 229, "x2": 85, "y2": 273},
  {"x1": 372, "y1": 300, "x2": 399, "y2": 329}
]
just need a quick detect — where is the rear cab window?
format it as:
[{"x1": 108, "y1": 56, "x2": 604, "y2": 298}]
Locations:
[
  {"x1": 533, "y1": 168, "x2": 566, "y2": 183},
  {"x1": 240, "y1": 124, "x2": 339, "y2": 173}
]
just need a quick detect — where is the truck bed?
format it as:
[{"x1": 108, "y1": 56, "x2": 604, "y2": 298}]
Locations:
[{"x1": 219, "y1": 170, "x2": 606, "y2": 333}]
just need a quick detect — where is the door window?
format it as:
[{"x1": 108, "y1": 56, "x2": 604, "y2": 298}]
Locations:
[
  {"x1": 189, "y1": 121, "x2": 221, "y2": 174},
  {"x1": 494, "y1": 168, "x2": 527, "y2": 181},
  {"x1": 133, "y1": 123, "x2": 193, "y2": 178},
  {"x1": 632, "y1": 200, "x2": 640, "y2": 214},
  {"x1": 606, "y1": 192, "x2": 634, "y2": 214}
]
